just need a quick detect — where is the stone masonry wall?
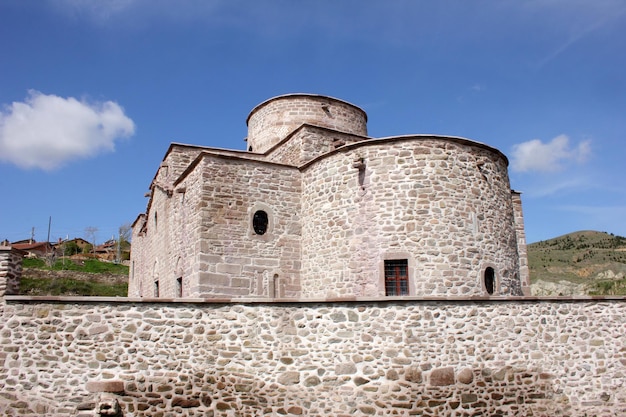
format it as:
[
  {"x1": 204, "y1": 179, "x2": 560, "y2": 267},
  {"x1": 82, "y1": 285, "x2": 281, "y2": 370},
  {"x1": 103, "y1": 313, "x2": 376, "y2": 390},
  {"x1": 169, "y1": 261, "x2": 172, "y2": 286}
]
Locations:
[
  {"x1": 1, "y1": 296, "x2": 624, "y2": 416},
  {"x1": 511, "y1": 191, "x2": 530, "y2": 295},
  {"x1": 265, "y1": 126, "x2": 367, "y2": 167},
  {"x1": 0, "y1": 247, "x2": 22, "y2": 301},
  {"x1": 194, "y1": 155, "x2": 302, "y2": 298},
  {"x1": 246, "y1": 95, "x2": 368, "y2": 154},
  {"x1": 300, "y1": 137, "x2": 521, "y2": 298}
]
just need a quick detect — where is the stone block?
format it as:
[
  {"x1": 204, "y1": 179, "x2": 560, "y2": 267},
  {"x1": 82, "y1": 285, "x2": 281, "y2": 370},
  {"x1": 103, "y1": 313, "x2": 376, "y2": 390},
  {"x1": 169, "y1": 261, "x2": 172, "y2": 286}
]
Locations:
[
  {"x1": 216, "y1": 263, "x2": 242, "y2": 274},
  {"x1": 198, "y1": 272, "x2": 229, "y2": 287},
  {"x1": 86, "y1": 380, "x2": 125, "y2": 393},
  {"x1": 404, "y1": 366, "x2": 422, "y2": 383},
  {"x1": 457, "y1": 368, "x2": 474, "y2": 384},
  {"x1": 335, "y1": 362, "x2": 357, "y2": 375},
  {"x1": 277, "y1": 371, "x2": 300, "y2": 385},
  {"x1": 172, "y1": 397, "x2": 201, "y2": 408},
  {"x1": 429, "y1": 367, "x2": 455, "y2": 386}
]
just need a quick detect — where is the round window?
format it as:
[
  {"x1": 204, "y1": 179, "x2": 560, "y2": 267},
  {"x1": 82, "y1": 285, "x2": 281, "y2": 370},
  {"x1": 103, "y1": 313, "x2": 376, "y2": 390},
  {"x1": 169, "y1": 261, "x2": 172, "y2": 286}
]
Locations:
[{"x1": 253, "y1": 210, "x2": 269, "y2": 235}]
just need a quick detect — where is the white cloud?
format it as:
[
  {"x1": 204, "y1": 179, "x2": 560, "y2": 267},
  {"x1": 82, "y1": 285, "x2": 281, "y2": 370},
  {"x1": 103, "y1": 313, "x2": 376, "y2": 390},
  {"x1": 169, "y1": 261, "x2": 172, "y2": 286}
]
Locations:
[
  {"x1": 0, "y1": 90, "x2": 135, "y2": 170},
  {"x1": 49, "y1": 0, "x2": 225, "y2": 24},
  {"x1": 511, "y1": 134, "x2": 591, "y2": 173},
  {"x1": 51, "y1": 0, "x2": 137, "y2": 20}
]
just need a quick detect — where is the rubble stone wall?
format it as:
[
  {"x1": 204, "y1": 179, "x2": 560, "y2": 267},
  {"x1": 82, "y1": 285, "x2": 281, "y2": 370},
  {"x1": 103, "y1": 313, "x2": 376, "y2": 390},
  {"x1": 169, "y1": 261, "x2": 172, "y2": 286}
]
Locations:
[
  {"x1": 246, "y1": 95, "x2": 368, "y2": 153},
  {"x1": 300, "y1": 137, "x2": 522, "y2": 298},
  {"x1": 265, "y1": 126, "x2": 365, "y2": 166},
  {"x1": 0, "y1": 296, "x2": 624, "y2": 417},
  {"x1": 0, "y1": 247, "x2": 22, "y2": 302}
]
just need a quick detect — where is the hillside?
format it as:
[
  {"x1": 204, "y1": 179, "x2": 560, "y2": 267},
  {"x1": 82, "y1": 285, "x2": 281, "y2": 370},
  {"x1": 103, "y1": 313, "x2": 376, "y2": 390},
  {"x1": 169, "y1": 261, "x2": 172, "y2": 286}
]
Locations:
[
  {"x1": 528, "y1": 230, "x2": 626, "y2": 296},
  {"x1": 19, "y1": 258, "x2": 128, "y2": 296},
  {"x1": 15, "y1": 231, "x2": 626, "y2": 297}
]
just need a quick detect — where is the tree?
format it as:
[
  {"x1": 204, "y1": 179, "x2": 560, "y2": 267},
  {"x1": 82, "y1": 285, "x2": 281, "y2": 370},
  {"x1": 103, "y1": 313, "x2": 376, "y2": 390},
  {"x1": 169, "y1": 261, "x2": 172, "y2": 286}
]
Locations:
[
  {"x1": 64, "y1": 241, "x2": 81, "y2": 256},
  {"x1": 85, "y1": 227, "x2": 98, "y2": 256},
  {"x1": 117, "y1": 223, "x2": 132, "y2": 263},
  {"x1": 119, "y1": 223, "x2": 131, "y2": 248}
]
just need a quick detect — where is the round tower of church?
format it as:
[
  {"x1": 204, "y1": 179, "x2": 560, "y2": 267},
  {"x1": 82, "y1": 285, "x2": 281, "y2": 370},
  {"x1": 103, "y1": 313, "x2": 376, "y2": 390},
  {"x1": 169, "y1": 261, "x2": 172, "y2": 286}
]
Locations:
[{"x1": 246, "y1": 94, "x2": 368, "y2": 153}]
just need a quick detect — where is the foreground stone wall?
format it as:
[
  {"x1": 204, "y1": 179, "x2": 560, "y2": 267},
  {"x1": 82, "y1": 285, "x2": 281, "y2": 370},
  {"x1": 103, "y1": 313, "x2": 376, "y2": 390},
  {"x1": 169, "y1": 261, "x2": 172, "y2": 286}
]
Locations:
[{"x1": 1, "y1": 296, "x2": 624, "y2": 416}]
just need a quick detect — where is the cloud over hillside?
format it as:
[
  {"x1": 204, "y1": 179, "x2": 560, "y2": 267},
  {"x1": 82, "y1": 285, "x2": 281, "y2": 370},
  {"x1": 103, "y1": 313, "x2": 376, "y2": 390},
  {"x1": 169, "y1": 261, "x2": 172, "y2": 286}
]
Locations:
[{"x1": 511, "y1": 134, "x2": 591, "y2": 173}]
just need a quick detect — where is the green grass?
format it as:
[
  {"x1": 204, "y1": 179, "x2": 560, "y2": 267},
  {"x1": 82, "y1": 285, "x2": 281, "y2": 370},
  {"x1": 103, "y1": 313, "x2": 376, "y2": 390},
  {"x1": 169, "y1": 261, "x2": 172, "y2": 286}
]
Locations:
[
  {"x1": 23, "y1": 257, "x2": 129, "y2": 274},
  {"x1": 589, "y1": 279, "x2": 626, "y2": 296},
  {"x1": 21, "y1": 257, "x2": 129, "y2": 296},
  {"x1": 19, "y1": 277, "x2": 128, "y2": 297}
]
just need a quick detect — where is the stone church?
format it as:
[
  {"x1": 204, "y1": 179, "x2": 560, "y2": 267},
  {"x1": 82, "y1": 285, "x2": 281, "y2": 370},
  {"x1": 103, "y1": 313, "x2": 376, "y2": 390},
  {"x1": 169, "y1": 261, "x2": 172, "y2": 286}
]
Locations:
[{"x1": 129, "y1": 94, "x2": 529, "y2": 299}]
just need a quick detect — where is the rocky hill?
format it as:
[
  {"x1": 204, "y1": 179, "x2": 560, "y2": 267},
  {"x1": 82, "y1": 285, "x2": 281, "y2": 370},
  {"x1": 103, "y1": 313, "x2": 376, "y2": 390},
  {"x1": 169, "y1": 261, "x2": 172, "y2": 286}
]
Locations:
[{"x1": 528, "y1": 230, "x2": 626, "y2": 296}]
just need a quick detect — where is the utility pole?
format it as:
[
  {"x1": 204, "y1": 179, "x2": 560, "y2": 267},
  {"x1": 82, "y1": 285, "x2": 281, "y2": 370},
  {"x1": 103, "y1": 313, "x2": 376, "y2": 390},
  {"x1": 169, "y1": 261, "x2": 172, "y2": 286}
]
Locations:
[{"x1": 116, "y1": 232, "x2": 121, "y2": 264}]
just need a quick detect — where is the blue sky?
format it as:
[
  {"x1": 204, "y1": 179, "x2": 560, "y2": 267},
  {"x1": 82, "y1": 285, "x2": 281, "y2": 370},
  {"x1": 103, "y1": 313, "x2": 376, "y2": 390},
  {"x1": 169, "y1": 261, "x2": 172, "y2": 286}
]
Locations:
[{"x1": 0, "y1": 0, "x2": 625, "y2": 245}]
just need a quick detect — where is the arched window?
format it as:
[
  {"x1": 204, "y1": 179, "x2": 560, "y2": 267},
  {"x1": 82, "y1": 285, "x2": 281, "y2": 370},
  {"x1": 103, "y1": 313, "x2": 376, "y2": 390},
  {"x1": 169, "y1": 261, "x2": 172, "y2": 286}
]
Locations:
[
  {"x1": 484, "y1": 267, "x2": 495, "y2": 295},
  {"x1": 253, "y1": 210, "x2": 269, "y2": 235}
]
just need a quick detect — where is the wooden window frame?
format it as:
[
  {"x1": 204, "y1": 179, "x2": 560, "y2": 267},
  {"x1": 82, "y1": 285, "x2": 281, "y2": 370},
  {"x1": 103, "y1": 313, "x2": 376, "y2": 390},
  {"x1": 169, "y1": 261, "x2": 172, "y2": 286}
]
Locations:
[{"x1": 384, "y1": 259, "x2": 409, "y2": 296}]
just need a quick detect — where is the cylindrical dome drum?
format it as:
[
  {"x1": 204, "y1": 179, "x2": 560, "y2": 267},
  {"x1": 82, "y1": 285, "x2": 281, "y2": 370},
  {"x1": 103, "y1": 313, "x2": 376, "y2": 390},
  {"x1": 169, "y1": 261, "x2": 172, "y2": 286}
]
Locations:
[{"x1": 246, "y1": 94, "x2": 368, "y2": 153}]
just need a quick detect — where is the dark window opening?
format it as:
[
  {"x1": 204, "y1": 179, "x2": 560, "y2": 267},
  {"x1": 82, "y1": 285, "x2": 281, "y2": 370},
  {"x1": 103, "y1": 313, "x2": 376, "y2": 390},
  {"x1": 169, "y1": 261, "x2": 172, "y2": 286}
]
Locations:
[
  {"x1": 248, "y1": 145, "x2": 253, "y2": 152},
  {"x1": 253, "y1": 210, "x2": 269, "y2": 235},
  {"x1": 176, "y1": 277, "x2": 182, "y2": 298},
  {"x1": 484, "y1": 267, "x2": 495, "y2": 295},
  {"x1": 154, "y1": 280, "x2": 160, "y2": 298},
  {"x1": 385, "y1": 259, "x2": 409, "y2": 296}
]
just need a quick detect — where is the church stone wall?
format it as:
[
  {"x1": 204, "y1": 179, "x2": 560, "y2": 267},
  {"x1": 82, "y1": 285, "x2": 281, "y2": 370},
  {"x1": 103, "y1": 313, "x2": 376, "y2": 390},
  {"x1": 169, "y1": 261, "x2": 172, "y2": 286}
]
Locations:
[
  {"x1": 131, "y1": 153, "x2": 303, "y2": 299},
  {"x1": 193, "y1": 155, "x2": 302, "y2": 298},
  {"x1": 131, "y1": 94, "x2": 527, "y2": 300},
  {"x1": 512, "y1": 191, "x2": 530, "y2": 295},
  {"x1": 1, "y1": 296, "x2": 624, "y2": 416},
  {"x1": 129, "y1": 159, "x2": 204, "y2": 298},
  {"x1": 246, "y1": 94, "x2": 368, "y2": 154},
  {"x1": 300, "y1": 137, "x2": 521, "y2": 298},
  {"x1": 265, "y1": 126, "x2": 367, "y2": 167}
]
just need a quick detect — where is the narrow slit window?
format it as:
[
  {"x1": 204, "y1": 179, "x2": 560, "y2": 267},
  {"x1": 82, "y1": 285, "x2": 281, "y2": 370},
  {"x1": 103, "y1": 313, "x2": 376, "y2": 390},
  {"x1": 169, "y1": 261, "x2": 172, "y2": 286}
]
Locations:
[
  {"x1": 484, "y1": 267, "x2": 495, "y2": 295},
  {"x1": 385, "y1": 259, "x2": 409, "y2": 296},
  {"x1": 176, "y1": 277, "x2": 182, "y2": 298}
]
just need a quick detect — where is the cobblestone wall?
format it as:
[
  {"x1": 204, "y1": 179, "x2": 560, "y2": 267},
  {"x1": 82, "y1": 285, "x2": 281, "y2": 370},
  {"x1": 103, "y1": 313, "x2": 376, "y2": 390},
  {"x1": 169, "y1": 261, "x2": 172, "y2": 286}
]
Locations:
[{"x1": 1, "y1": 296, "x2": 624, "y2": 417}]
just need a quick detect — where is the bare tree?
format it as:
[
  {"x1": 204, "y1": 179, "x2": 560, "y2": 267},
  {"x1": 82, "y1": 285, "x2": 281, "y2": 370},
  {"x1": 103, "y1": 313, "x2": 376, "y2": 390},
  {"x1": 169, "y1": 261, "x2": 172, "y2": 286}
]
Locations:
[
  {"x1": 117, "y1": 223, "x2": 132, "y2": 263},
  {"x1": 85, "y1": 226, "x2": 98, "y2": 257},
  {"x1": 119, "y1": 223, "x2": 132, "y2": 245}
]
